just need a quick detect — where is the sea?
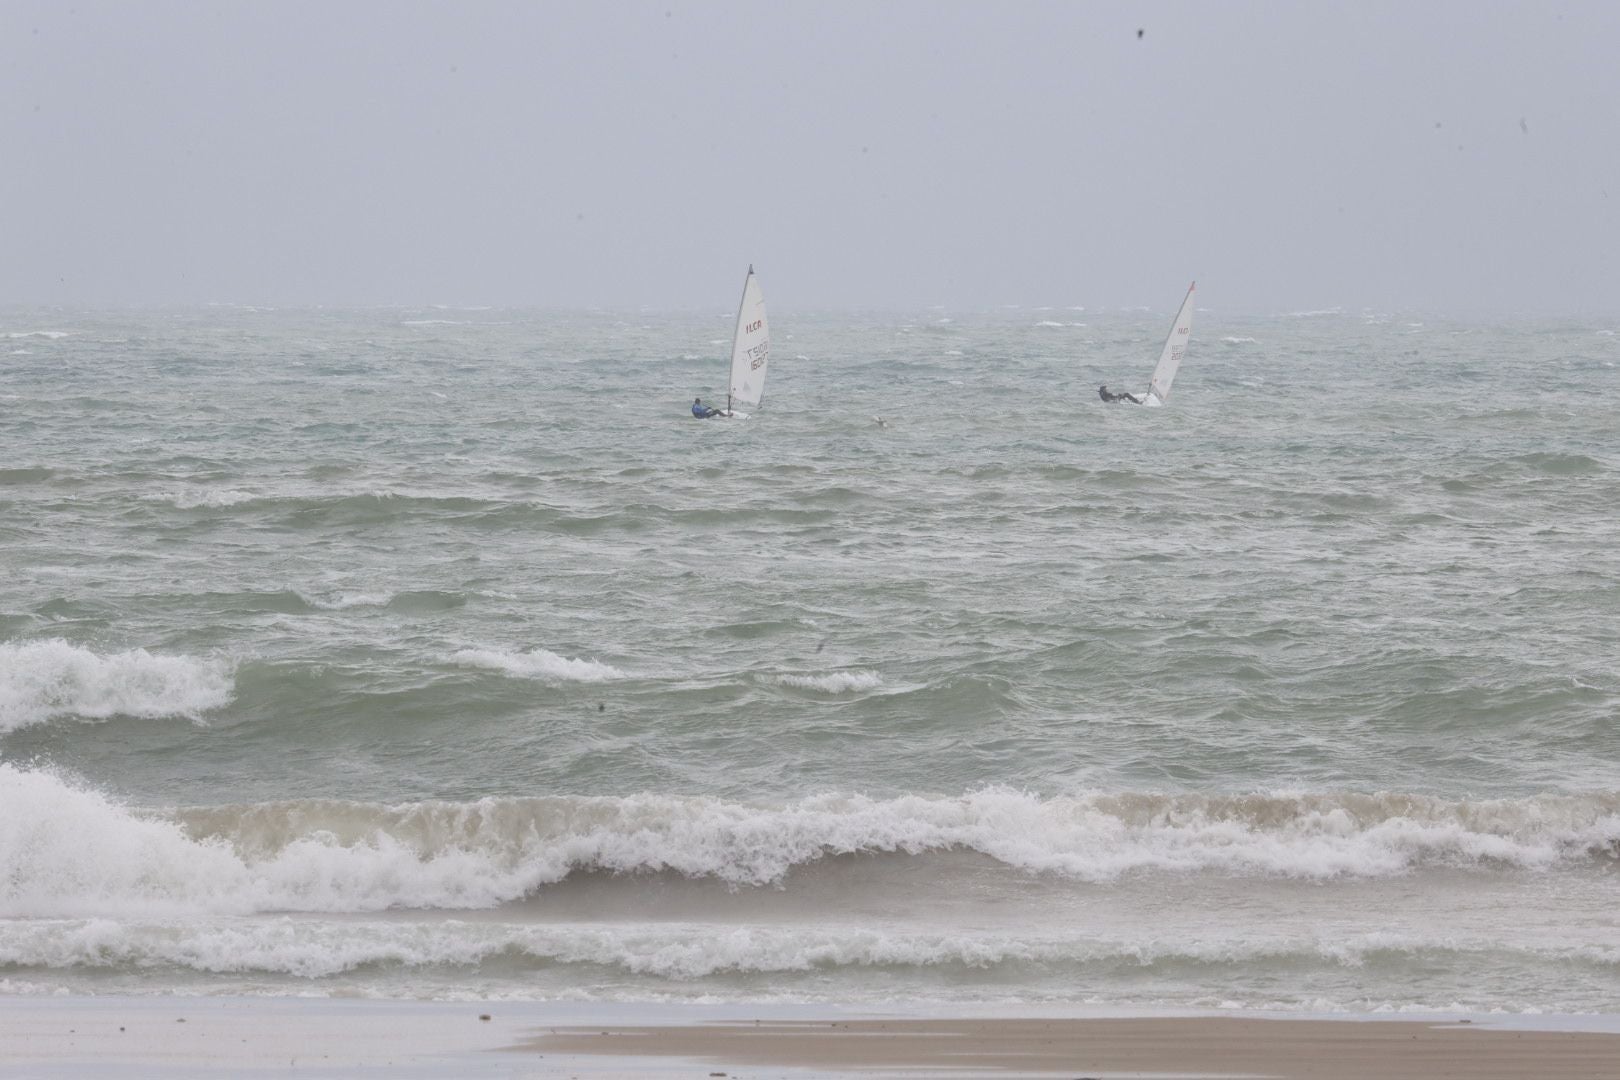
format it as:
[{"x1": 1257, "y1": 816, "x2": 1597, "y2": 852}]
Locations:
[{"x1": 2, "y1": 303, "x2": 1617, "y2": 1016}]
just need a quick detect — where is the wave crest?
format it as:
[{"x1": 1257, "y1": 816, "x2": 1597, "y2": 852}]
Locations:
[
  {"x1": 0, "y1": 641, "x2": 235, "y2": 731},
  {"x1": 146, "y1": 489, "x2": 258, "y2": 509},
  {"x1": 5, "y1": 773, "x2": 1620, "y2": 920},
  {"x1": 449, "y1": 647, "x2": 625, "y2": 682},
  {"x1": 773, "y1": 671, "x2": 883, "y2": 693},
  {"x1": 9, "y1": 920, "x2": 1613, "y2": 984}
]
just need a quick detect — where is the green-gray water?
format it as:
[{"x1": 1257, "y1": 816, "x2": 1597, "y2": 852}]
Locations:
[{"x1": 2, "y1": 306, "x2": 1617, "y2": 1010}]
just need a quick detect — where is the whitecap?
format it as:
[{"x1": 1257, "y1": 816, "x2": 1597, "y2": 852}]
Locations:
[
  {"x1": 146, "y1": 489, "x2": 258, "y2": 509},
  {"x1": 0, "y1": 641, "x2": 235, "y2": 731},
  {"x1": 4, "y1": 778, "x2": 1619, "y2": 921},
  {"x1": 450, "y1": 647, "x2": 626, "y2": 682},
  {"x1": 299, "y1": 591, "x2": 395, "y2": 611},
  {"x1": 773, "y1": 671, "x2": 883, "y2": 693}
]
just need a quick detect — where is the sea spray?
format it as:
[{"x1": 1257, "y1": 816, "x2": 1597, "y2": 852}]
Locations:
[
  {"x1": 7, "y1": 769, "x2": 1620, "y2": 921},
  {"x1": 0, "y1": 641, "x2": 235, "y2": 731}
]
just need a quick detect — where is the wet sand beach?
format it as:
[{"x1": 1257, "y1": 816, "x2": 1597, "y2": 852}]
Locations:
[
  {"x1": 8, "y1": 997, "x2": 1620, "y2": 1078},
  {"x1": 532, "y1": 1014, "x2": 1620, "y2": 1078}
]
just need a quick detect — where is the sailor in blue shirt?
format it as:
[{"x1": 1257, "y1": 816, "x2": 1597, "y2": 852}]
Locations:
[{"x1": 692, "y1": 397, "x2": 723, "y2": 418}]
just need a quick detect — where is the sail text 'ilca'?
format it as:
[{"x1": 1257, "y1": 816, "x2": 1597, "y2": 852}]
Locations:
[
  {"x1": 723, "y1": 266, "x2": 770, "y2": 417},
  {"x1": 1145, "y1": 281, "x2": 1195, "y2": 406}
]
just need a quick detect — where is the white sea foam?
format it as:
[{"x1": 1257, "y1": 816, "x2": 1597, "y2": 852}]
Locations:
[
  {"x1": 774, "y1": 671, "x2": 883, "y2": 693},
  {"x1": 147, "y1": 488, "x2": 258, "y2": 509},
  {"x1": 449, "y1": 647, "x2": 626, "y2": 682},
  {"x1": 0, "y1": 919, "x2": 1581, "y2": 984},
  {"x1": 0, "y1": 766, "x2": 539, "y2": 918},
  {"x1": 0, "y1": 642, "x2": 235, "y2": 732},
  {"x1": 298, "y1": 590, "x2": 396, "y2": 610},
  {"x1": 1034, "y1": 320, "x2": 1065, "y2": 328},
  {"x1": 1, "y1": 916, "x2": 1611, "y2": 986},
  {"x1": 1222, "y1": 336, "x2": 1258, "y2": 344},
  {"x1": 5, "y1": 774, "x2": 1619, "y2": 922},
  {"x1": 3, "y1": 330, "x2": 75, "y2": 339}
]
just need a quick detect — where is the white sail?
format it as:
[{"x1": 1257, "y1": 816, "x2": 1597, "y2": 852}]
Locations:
[
  {"x1": 1145, "y1": 281, "x2": 1195, "y2": 405},
  {"x1": 726, "y1": 266, "x2": 769, "y2": 411}
]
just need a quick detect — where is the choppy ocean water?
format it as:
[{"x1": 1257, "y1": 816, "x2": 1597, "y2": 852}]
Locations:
[{"x1": 2, "y1": 304, "x2": 1617, "y2": 1012}]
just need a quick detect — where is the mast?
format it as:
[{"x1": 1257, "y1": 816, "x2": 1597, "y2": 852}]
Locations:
[
  {"x1": 727, "y1": 264, "x2": 754, "y2": 415},
  {"x1": 1147, "y1": 281, "x2": 1195, "y2": 405}
]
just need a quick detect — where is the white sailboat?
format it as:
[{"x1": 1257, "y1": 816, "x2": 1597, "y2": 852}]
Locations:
[
  {"x1": 1142, "y1": 281, "x2": 1195, "y2": 406},
  {"x1": 717, "y1": 265, "x2": 769, "y2": 419}
]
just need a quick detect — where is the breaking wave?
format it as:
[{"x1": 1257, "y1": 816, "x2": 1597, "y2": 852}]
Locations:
[
  {"x1": 449, "y1": 647, "x2": 626, "y2": 682},
  {"x1": 4, "y1": 771, "x2": 1618, "y2": 919},
  {"x1": 146, "y1": 489, "x2": 259, "y2": 509},
  {"x1": 773, "y1": 671, "x2": 883, "y2": 693},
  {"x1": 4, "y1": 919, "x2": 1613, "y2": 984},
  {"x1": 0, "y1": 641, "x2": 235, "y2": 732}
]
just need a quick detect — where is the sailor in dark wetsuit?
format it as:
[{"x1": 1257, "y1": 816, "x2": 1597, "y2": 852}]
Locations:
[
  {"x1": 692, "y1": 397, "x2": 723, "y2": 418},
  {"x1": 1098, "y1": 384, "x2": 1143, "y2": 405}
]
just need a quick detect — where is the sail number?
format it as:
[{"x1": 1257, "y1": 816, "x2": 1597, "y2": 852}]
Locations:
[{"x1": 747, "y1": 341, "x2": 769, "y2": 370}]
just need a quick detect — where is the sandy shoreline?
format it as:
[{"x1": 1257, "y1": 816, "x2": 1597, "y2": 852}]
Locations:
[
  {"x1": 3, "y1": 996, "x2": 1619, "y2": 1078},
  {"x1": 534, "y1": 1014, "x2": 1620, "y2": 1078}
]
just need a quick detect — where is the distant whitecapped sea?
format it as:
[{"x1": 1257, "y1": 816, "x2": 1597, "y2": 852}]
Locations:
[{"x1": 2, "y1": 304, "x2": 1618, "y2": 1012}]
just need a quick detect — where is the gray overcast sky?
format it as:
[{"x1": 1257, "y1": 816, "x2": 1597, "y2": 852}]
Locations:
[{"x1": 4, "y1": 1, "x2": 1617, "y2": 313}]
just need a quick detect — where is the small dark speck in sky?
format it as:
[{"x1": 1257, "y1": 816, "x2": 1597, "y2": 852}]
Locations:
[{"x1": 4, "y1": 4, "x2": 1616, "y2": 314}]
